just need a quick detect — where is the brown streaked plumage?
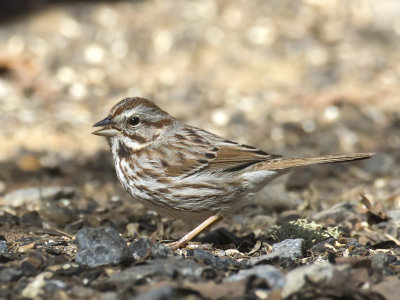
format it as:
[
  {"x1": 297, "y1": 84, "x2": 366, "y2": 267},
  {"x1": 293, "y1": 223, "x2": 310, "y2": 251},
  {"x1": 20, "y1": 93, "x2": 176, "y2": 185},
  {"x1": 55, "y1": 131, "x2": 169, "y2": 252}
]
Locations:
[{"x1": 93, "y1": 97, "x2": 374, "y2": 249}]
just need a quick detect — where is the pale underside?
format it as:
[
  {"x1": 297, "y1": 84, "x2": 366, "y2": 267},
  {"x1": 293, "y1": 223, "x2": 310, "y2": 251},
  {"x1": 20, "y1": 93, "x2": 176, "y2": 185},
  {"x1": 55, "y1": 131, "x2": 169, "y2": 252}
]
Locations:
[{"x1": 111, "y1": 124, "x2": 284, "y2": 221}]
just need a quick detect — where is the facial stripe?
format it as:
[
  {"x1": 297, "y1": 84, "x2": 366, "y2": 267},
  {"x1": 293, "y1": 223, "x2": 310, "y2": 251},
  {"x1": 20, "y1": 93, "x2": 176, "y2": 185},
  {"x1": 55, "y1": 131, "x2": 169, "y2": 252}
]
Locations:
[{"x1": 122, "y1": 132, "x2": 147, "y2": 144}]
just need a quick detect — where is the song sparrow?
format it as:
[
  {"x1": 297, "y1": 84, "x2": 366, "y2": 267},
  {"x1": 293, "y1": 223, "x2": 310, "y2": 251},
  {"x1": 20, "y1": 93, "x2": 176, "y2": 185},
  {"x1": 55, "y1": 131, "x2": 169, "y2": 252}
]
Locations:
[{"x1": 93, "y1": 97, "x2": 373, "y2": 249}]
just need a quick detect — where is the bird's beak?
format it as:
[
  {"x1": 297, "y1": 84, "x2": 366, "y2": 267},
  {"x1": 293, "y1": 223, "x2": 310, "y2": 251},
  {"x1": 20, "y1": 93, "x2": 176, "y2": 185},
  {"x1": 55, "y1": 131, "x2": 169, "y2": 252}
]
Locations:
[{"x1": 92, "y1": 116, "x2": 120, "y2": 137}]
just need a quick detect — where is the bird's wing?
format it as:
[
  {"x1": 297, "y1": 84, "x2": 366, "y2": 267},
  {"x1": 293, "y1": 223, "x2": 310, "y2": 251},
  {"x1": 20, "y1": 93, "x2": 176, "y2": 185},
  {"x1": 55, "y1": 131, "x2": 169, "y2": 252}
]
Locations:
[{"x1": 163, "y1": 127, "x2": 280, "y2": 177}]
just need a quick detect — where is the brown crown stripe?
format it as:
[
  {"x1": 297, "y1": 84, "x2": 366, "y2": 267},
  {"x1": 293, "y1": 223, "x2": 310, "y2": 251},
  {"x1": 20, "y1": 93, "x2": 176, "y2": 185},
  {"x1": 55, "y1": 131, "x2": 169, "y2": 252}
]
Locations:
[{"x1": 111, "y1": 97, "x2": 168, "y2": 117}]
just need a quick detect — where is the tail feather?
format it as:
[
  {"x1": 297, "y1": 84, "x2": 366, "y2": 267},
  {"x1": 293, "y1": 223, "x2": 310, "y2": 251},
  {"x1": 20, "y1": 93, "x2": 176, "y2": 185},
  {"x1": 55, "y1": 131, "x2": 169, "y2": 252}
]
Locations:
[{"x1": 266, "y1": 152, "x2": 375, "y2": 170}]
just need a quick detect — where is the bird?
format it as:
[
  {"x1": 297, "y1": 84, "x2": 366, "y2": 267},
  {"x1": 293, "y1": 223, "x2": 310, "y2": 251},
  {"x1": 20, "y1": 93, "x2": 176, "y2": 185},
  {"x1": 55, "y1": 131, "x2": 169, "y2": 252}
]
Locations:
[{"x1": 92, "y1": 97, "x2": 374, "y2": 249}]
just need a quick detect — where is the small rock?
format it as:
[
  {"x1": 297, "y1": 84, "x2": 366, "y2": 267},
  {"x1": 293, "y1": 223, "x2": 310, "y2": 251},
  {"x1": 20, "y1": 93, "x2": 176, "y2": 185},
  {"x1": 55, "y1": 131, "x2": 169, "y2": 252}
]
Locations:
[
  {"x1": 0, "y1": 212, "x2": 19, "y2": 226},
  {"x1": 0, "y1": 268, "x2": 23, "y2": 283},
  {"x1": 188, "y1": 249, "x2": 244, "y2": 270},
  {"x1": 0, "y1": 236, "x2": 8, "y2": 254},
  {"x1": 311, "y1": 202, "x2": 356, "y2": 225},
  {"x1": 20, "y1": 211, "x2": 42, "y2": 228},
  {"x1": 3, "y1": 186, "x2": 74, "y2": 207},
  {"x1": 129, "y1": 238, "x2": 153, "y2": 260},
  {"x1": 40, "y1": 202, "x2": 74, "y2": 225},
  {"x1": 310, "y1": 237, "x2": 336, "y2": 253},
  {"x1": 248, "y1": 253, "x2": 280, "y2": 266},
  {"x1": 69, "y1": 286, "x2": 96, "y2": 298},
  {"x1": 109, "y1": 258, "x2": 203, "y2": 283},
  {"x1": 21, "y1": 252, "x2": 46, "y2": 276},
  {"x1": 371, "y1": 252, "x2": 396, "y2": 269},
  {"x1": 43, "y1": 279, "x2": 67, "y2": 290},
  {"x1": 134, "y1": 284, "x2": 176, "y2": 300},
  {"x1": 282, "y1": 263, "x2": 340, "y2": 298},
  {"x1": 248, "y1": 239, "x2": 305, "y2": 266},
  {"x1": 151, "y1": 243, "x2": 174, "y2": 258},
  {"x1": 225, "y1": 265, "x2": 285, "y2": 290},
  {"x1": 272, "y1": 239, "x2": 305, "y2": 259},
  {"x1": 75, "y1": 227, "x2": 131, "y2": 267}
]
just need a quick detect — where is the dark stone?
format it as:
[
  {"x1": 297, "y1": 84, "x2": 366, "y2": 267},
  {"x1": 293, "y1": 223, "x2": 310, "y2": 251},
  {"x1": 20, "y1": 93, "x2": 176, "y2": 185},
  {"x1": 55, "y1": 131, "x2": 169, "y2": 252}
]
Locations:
[
  {"x1": 128, "y1": 238, "x2": 176, "y2": 260},
  {"x1": 20, "y1": 252, "x2": 45, "y2": 276},
  {"x1": 41, "y1": 202, "x2": 74, "y2": 226},
  {"x1": 0, "y1": 268, "x2": 23, "y2": 283},
  {"x1": 371, "y1": 252, "x2": 396, "y2": 269},
  {"x1": 0, "y1": 212, "x2": 19, "y2": 227},
  {"x1": 198, "y1": 227, "x2": 255, "y2": 249},
  {"x1": 187, "y1": 249, "x2": 245, "y2": 270},
  {"x1": 199, "y1": 266, "x2": 218, "y2": 280},
  {"x1": 109, "y1": 258, "x2": 203, "y2": 283},
  {"x1": 129, "y1": 238, "x2": 153, "y2": 261},
  {"x1": 20, "y1": 211, "x2": 42, "y2": 228},
  {"x1": 151, "y1": 243, "x2": 175, "y2": 259},
  {"x1": 311, "y1": 238, "x2": 336, "y2": 253},
  {"x1": 225, "y1": 265, "x2": 285, "y2": 290},
  {"x1": 75, "y1": 226, "x2": 131, "y2": 268}
]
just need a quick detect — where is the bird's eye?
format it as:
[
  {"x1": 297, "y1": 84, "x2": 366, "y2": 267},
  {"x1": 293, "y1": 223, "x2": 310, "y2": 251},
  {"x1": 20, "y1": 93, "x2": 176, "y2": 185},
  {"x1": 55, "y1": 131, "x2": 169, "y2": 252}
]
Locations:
[{"x1": 128, "y1": 117, "x2": 140, "y2": 126}]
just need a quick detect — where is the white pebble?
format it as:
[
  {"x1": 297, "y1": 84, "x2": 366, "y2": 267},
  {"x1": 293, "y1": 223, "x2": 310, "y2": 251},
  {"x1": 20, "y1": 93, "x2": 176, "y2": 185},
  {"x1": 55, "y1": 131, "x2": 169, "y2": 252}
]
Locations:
[
  {"x1": 323, "y1": 105, "x2": 340, "y2": 121},
  {"x1": 211, "y1": 109, "x2": 229, "y2": 126},
  {"x1": 84, "y1": 44, "x2": 105, "y2": 64},
  {"x1": 56, "y1": 66, "x2": 76, "y2": 84},
  {"x1": 69, "y1": 83, "x2": 87, "y2": 100}
]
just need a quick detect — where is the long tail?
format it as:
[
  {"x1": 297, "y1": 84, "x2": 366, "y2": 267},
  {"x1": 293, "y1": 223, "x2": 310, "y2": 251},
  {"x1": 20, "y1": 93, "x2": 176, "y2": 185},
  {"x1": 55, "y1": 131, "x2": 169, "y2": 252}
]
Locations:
[{"x1": 265, "y1": 152, "x2": 374, "y2": 170}]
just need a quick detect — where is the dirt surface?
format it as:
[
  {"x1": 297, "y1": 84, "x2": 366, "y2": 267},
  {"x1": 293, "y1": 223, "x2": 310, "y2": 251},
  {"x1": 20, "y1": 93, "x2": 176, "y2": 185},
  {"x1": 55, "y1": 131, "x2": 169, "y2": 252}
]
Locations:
[{"x1": 0, "y1": 1, "x2": 399, "y2": 299}]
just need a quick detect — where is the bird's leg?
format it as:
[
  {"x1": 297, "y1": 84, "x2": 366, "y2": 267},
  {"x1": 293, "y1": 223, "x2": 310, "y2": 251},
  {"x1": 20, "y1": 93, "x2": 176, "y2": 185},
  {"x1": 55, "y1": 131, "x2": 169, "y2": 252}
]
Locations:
[{"x1": 167, "y1": 214, "x2": 223, "y2": 250}]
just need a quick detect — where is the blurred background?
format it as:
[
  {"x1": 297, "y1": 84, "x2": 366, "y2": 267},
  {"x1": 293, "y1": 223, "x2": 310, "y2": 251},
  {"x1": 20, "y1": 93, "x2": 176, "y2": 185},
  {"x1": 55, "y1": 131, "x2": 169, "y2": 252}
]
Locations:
[{"x1": 0, "y1": 0, "x2": 399, "y2": 227}]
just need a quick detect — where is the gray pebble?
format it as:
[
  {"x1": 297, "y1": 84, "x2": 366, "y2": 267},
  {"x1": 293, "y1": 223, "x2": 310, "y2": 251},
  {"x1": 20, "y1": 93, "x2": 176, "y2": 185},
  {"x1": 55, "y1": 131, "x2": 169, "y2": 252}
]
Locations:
[
  {"x1": 248, "y1": 239, "x2": 305, "y2": 266},
  {"x1": 129, "y1": 238, "x2": 152, "y2": 260},
  {"x1": 188, "y1": 249, "x2": 245, "y2": 270},
  {"x1": 75, "y1": 227, "x2": 131, "y2": 268},
  {"x1": 109, "y1": 258, "x2": 203, "y2": 283},
  {"x1": 272, "y1": 238, "x2": 305, "y2": 259},
  {"x1": 225, "y1": 265, "x2": 285, "y2": 290},
  {"x1": 0, "y1": 268, "x2": 23, "y2": 283},
  {"x1": 0, "y1": 237, "x2": 8, "y2": 254}
]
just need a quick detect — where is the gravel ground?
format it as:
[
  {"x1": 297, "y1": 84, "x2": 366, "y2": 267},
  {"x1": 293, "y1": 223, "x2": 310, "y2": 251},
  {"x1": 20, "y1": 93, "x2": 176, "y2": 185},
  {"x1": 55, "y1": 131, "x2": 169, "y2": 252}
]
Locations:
[{"x1": 0, "y1": 1, "x2": 399, "y2": 299}]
